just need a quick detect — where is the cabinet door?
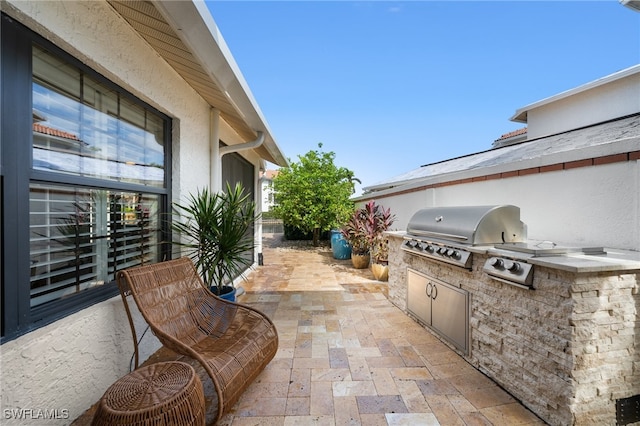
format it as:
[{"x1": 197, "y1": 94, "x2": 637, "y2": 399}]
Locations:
[
  {"x1": 407, "y1": 269, "x2": 432, "y2": 325},
  {"x1": 431, "y1": 281, "x2": 468, "y2": 354}
]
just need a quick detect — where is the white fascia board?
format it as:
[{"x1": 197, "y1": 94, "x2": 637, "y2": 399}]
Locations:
[{"x1": 510, "y1": 64, "x2": 640, "y2": 123}]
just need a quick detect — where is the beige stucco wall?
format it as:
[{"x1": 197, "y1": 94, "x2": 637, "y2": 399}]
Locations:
[
  {"x1": 0, "y1": 1, "x2": 261, "y2": 423},
  {"x1": 526, "y1": 72, "x2": 640, "y2": 139},
  {"x1": 0, "y1": 296, "x2": 154, "y2": 424},
  {"x1": 363, "y1": 155, "x2": 639, "y2": 251}
]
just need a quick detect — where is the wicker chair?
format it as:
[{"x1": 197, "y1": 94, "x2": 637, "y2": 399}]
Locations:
[{"x1": 117, "y1": 257, "x2": 278, "y2": 422}]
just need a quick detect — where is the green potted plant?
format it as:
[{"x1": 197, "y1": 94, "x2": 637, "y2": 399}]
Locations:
[
  {"x1": 371, "y1": 235, "x2": 390, "y2": 281},
  {"x1": 341, "y1": 209, "x2": 370, "y2": 268},
  {"x1": 171, "y1": 182, "x2": 258, "y2": 301},
  {"x1": 341, "y1": 200, "x2": 395, "y2": 270}
]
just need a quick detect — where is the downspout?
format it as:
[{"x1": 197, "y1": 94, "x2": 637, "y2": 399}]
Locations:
[
  {"x1": 210, "y1": 108, "x2": 221, "y2": 191},
  {"x1": 211, "y1": 107, "x2": 264, "y2": 192},
  {"x1": 209, "y1": 110, "x2": 265, "y2": 291},
  {"x1": 219, "y1": 131, "x2": 266, "y2": 281},
  {"x1": 219, "y1": 130, "x2": 264, "y2": 157}
]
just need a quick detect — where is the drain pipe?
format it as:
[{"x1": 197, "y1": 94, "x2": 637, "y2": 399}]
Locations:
[
  {"x1": 220, "y1": 131, "x2": 264, "y2": 155},
  {"x1": 209, "y1": 111, "x2": 265, "y2": 295},
  {"x1": 210, "y1": 108, "x2": 221, "y2": 191},
  {"x1": 212, "y1": 129, "x2": 264, "y2": 193}
]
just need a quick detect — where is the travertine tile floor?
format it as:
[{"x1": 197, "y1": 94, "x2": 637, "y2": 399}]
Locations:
[{"x1": 74, "y1": 234, "x2": 545, "y2": 425}]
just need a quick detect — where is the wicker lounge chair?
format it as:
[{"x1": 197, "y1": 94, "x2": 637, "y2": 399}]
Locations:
[{"x1": 117, "y1": 257, "x2": 278, "y2": 421}]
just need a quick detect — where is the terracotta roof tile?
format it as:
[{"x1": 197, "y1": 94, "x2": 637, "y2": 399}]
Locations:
[
  {"x1": 33, "y1": 123, "x2": 81, "y2": 141},
  {"x1": 495, "y1": 127, "x2": 527, "y2": 141},
  {"x1": 261, "y1": 169, "x2": 279, "y2": 180}
]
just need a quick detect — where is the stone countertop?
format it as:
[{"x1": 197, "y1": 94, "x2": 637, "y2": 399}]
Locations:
[
  {"x1": 524, "y1": 249, "x2": 640, "y2": 273},
  {"x1": 386, "y1": 231, "x2": 640, "y2": 273}
]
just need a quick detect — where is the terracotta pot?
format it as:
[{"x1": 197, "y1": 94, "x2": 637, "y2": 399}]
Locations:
[
  {"x1": 351, "y1": 253, "x2": 370, "y2": 269},
  {"x1": 371, "y1": 263, "x2": 389, "y2": 281}
]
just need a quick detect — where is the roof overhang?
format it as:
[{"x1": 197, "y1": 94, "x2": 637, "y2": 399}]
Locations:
[
  {"x1": 106, "y1": 0, "x2": 288, "y2": 167},
  {"x1": 510, "y1": 64, "x2": 640, "y2": 123}
]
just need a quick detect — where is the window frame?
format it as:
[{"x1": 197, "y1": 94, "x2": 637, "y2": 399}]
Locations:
[{"x1": 1, "y1": 14, "x2": 172, "y2": 343}]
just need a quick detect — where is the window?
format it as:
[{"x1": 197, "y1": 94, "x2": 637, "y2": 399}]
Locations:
[
  {"x1": 29, "y1": 184, "x2": 161, "y2": 308},
  {"x1": 32, "y1": 45, "x2": 165, "y2": 187},
  {"x1": 1, "y1": 15, "x2": 171, "y2": 341}
]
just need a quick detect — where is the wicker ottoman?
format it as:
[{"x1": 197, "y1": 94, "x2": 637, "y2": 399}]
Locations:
[{"x1": 92, "y1": 361, "x2": 205, "y2": 426}]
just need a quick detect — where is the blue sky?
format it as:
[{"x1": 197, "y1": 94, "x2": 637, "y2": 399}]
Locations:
[{"x1": 206, "y1": 1, "x2": 640, "y2": 195}]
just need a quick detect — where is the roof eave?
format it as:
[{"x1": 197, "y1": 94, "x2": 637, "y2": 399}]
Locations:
[{"x1": 146, "y1": 1, "x2": 288, "y2": 167}]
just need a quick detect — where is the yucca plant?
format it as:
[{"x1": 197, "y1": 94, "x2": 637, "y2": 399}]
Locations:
[{"x1": 171, "y1": 182, "x2": 258, "y2": 295}]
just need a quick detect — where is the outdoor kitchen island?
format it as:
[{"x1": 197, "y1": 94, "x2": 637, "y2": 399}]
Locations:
[{"x1": 386, "y1": 225, "x2": 640, "y2": 426}]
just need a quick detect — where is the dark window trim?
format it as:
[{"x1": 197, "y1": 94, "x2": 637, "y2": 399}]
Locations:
[
  {"x1": 30, "y1": 171, "x2": 169, "y2": 196},
  {"x1": 2, "y1": 13, "x2": 34, "y2": 342},
  {"x1": 1, "y1": 13, "x2": 172, "y2": 343}
]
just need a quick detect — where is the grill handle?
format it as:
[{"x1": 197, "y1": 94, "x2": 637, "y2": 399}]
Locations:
[{"x1": 406, "y1": 229, "x2": 468, "y2": 242}]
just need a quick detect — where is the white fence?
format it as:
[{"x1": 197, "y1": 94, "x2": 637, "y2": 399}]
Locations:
[{"x1": 261, "y1": 218, "x2": 284, "y2": 234}]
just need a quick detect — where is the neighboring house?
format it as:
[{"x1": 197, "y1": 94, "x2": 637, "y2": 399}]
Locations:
[
  {"x1": 358, "y1": 64, "x2": 640, "y2": 251},
  {"x1": 259, "y1": 169, "x2": 280, "y2": 212},
  {"x1": 491, "y1": 127, "x2": 527, "y2": 148},
  {"x1": 0, "y1": 1, "x2": 287, "y2": 423}
]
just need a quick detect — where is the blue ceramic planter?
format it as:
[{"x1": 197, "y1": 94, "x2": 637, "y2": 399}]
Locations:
[
  {"x1": 211, "y1": 285, "x2": 236, "y2": 302},
  {"x1": 330, "y1": 230, "x2": 352, "y2": 260}
]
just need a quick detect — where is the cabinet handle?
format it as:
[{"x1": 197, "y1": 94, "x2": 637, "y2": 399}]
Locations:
[
  {"x1": 432, "y1": 284, "x2": 438, "y2": 300},
  {"x1": 426, "y1": 283, "x2": 432, "y2": 297}
]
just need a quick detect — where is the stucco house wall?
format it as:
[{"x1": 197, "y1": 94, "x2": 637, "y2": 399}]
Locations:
[
  {"x1": 520, "y1": 70, "x2": 640, "y2": 139},
  {"x1": 0, "y1": 1, "x2": 270, "y2": 423},
  {"x1": 370, "y1": 158, "x2": 638, "y2": 250}
]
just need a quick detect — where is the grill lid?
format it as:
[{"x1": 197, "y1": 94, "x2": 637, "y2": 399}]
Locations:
[{"x1": 406, "y1": 205, "x2": 527, "y2": 245}]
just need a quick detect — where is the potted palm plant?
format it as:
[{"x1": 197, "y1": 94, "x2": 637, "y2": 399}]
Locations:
[{"x1": 171, "y1": 182, "x2": 258, "y2": 301}]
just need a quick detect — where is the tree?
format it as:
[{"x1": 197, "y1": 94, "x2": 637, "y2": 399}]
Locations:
[{"x1": 272, "y1": 144, "x2": 357, "y2": 246}]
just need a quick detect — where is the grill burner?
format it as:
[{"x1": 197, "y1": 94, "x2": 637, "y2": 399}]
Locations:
[
  {"x1": 484, "y1": 242, "x2": 606, "y2": 288},
  {"x1": 484, "y1": 256, "x2": 534, "y2": 288}
]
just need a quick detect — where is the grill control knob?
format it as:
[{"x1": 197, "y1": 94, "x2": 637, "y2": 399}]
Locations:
[
  {"x1": 438, "y1": 247, "x2": 447, "y2": 255},
  {"x1": 446, "y1": 249, "x2": 455, "y2": 257},
  {"x1": 505, "y1": 261, "x2": 521, "y2": 273},
  {"x1": 415, "y1": 242, "x2": 423, "y2": 250},
  {"x1": 426, "y1": 245, "x2": 434, "y2": 253},
  {"x1": 491, "y1": 258, "x2": 504, "y2": 268},
  {"x1": 450, "y1": 250, "x2": 460, "y2": 260}
]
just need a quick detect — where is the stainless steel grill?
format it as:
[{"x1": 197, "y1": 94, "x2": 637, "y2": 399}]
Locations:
[
  {"x1": 402, "y1": 205, "x2": 527, "y2": 270},
  {"x1": 402, "y1": 204, "x2": 605, "y2": 288},
  {"x1": 406, "y1": 205, "x2": 527, "y2": 245}
]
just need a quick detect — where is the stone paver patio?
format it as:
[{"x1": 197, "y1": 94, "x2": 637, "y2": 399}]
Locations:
[{"x1": 73, "y1": 234, "x2": 545, "y2": 425}]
